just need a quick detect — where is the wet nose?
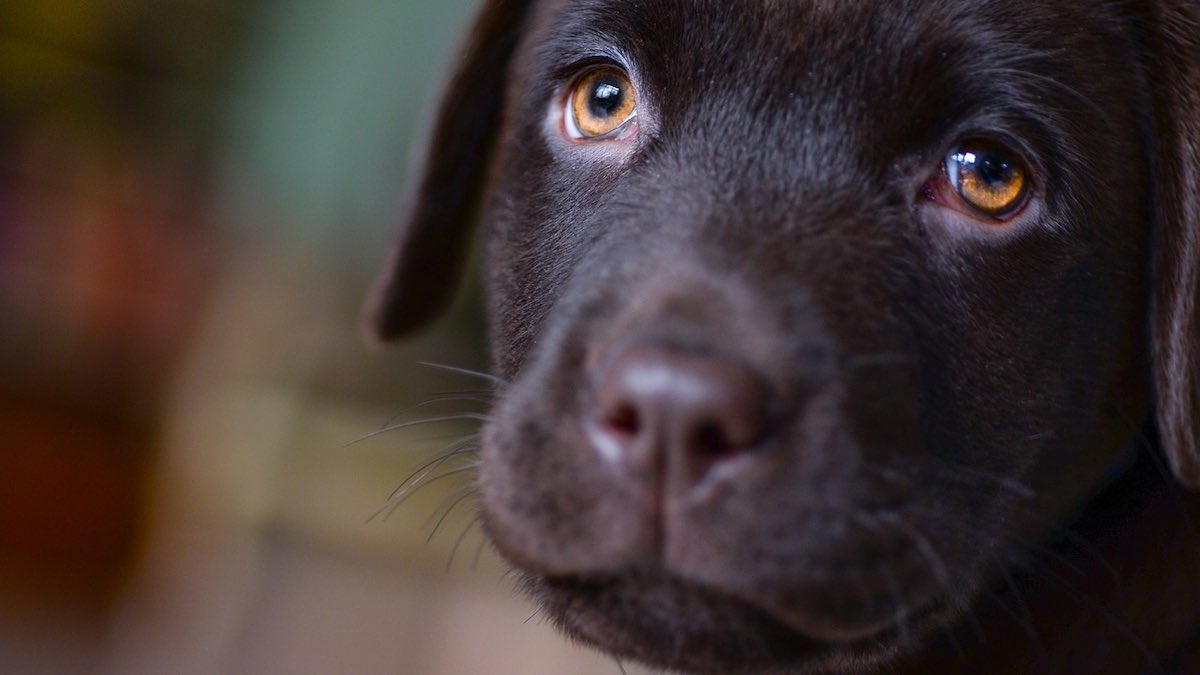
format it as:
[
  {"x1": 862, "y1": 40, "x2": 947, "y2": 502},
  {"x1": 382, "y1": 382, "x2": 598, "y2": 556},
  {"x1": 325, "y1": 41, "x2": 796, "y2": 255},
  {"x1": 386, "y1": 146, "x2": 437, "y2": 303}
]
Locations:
[{"x1": 588, "y1": 344, "x2": 770, "y2": 492}]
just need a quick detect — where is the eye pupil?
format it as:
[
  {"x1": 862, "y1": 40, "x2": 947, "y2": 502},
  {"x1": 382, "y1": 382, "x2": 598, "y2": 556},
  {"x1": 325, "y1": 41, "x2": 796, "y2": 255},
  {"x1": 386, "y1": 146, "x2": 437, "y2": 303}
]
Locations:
[
  {"x1": 975, "y1": 154, "x2": 1014, "y2": 185},
  {"x1": 590, "y1": 82, "x2": 624, "y2": 118}
]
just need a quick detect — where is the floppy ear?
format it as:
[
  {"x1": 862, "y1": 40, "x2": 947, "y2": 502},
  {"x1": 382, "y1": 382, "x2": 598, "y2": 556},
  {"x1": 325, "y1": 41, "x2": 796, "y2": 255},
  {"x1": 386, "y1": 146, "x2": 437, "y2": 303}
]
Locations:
[
  {"x1": 366, "y1": 0, "x2": 532, "y2": 341},
  {"x1": 1144, "y1": 1, "x2": 1200, "y2": 488}
]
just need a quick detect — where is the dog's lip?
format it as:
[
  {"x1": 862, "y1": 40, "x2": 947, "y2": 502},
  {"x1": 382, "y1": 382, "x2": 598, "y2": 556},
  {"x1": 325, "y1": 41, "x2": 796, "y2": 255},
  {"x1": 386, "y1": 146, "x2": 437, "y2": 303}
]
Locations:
[
  {"x1": 531, "y1": 567, "x2": 946, "y2": 673},
  {"x1": 765, "y1": 596, "x2": 916, "y2": 642},
  {"x1": 688, "y1": 571, "x2": 934, "y2": 644},
  {"x1": 539, "y1": 571, "x2": 827, "y2": 661},
  {"x1": 538, "y1": 562, "x2": 938, "y2": 646}
]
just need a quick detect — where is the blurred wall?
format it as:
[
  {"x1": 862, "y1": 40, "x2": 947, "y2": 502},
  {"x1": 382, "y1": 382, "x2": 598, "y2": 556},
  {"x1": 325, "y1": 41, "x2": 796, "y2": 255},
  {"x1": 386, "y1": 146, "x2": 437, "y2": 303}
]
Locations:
[
  {"x1": 0, "y1": 1, "x2": 652, "y2": 674},
  {"x1": 0, "y1": 0, "x2": 238, "y2": 629}
]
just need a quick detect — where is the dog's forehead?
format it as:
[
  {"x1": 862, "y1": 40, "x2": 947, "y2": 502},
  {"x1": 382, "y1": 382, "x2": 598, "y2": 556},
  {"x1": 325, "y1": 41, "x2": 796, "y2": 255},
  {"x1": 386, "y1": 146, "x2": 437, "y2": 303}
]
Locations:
[
  {"x1": 528, "y1": 0, "x2": 1121, "y2": 126},
  {"x1": 531, "y1": 0, "x2": 1051, "y2": 72},
  {"x1": 519, "y1": 0, "x2": 1138, "y2": 183}
]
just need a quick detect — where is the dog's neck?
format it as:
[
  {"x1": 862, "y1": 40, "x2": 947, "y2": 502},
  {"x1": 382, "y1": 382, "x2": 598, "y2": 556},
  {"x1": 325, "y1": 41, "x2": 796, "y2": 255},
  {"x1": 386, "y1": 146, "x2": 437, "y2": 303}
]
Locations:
[{"x1": 893, "y1": 447, "x2": 1200, "y2": 674}]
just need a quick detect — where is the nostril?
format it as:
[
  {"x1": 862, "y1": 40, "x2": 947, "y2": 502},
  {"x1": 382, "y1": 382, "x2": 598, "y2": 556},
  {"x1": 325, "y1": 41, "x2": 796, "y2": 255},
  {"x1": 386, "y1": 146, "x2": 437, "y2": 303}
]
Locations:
[
  {"x1": 590, "y1": 394, "x2": 648, "y2": 466},
  {"x1": 692, "y1": 421, "x2": 735, "y2": 459},
  {"x1": 588, "y1": 343, "x2": 772, "y2": 492},
  {"x1": 605, "y1": 402, "x2": 641, "y2": 439}
]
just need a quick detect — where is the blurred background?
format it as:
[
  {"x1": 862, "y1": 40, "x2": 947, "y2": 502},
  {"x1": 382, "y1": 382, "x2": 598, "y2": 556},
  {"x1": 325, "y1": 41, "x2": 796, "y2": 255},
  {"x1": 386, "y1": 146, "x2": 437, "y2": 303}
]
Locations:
[{"x1": 0, "y1": 1, "x2": 648, "y2": 673}]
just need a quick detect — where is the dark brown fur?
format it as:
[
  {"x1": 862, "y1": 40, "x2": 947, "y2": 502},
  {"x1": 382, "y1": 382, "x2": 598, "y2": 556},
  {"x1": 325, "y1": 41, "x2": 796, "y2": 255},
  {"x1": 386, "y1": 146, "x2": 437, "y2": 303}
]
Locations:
[{"x1": 368, "y1": 1, "x2": 1200, "y2": 672}]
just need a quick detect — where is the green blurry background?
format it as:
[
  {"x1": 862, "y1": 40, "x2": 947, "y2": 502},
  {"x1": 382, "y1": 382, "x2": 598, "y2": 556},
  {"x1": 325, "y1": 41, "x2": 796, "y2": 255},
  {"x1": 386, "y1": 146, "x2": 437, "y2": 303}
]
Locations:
[{"x1": 0, "y1": 2, "x2": 648, "y2": 673}]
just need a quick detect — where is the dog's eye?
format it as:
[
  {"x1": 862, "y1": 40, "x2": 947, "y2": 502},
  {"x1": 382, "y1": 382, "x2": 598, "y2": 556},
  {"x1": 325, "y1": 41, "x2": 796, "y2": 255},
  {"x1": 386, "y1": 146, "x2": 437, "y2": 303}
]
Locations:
[
  {"x1": 944, "y1": 141, "x2": 1029, "y2": 218},
  {"x1": 565, "y1": 67, "x2": 638, "y2": 140}
]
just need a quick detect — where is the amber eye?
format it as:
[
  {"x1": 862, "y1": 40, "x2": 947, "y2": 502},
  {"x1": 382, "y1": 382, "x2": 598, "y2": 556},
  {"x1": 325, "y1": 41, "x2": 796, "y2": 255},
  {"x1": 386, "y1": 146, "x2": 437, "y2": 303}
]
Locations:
[
  {"x1": 565, "y1": 67, "x2": 637, "y2": 140},
  {"x1": 945, "y1": 140, "x2": 1030, "y2": 218}
]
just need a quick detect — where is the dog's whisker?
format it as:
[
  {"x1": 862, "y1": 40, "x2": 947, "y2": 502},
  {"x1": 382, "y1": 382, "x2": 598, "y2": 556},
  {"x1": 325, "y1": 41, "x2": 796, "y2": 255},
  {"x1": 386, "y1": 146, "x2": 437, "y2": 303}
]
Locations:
[
  {"x1": 941, "y1": 465, "x2": 1036, "y2": 500},
  {"x1": 414, "y1": 393, "x2": 494, "y2": 407},
  {"x1": 414, "y1": 466, "x2": 477, "y2": 503},
  {"x1": 897, "y1": 516, "x2": 950, "y2": 590},
  {"x1": 430, "y1": 389, "x2": 495, "y2": 402},
  {"x1": 910, "y1": 464, "x2": 1036, "y2": 500},
  {"x1": 868, "y1": 462, "x2": 1036, "y2": 501},
  {"x1": 1022, "y1": 430, "x2": 1056, "y2": 443},
  {"x1": 446, "y1": 513, "x2": 484, "y2": 573},
  {"x1": 472, "y1": 530, "x2": 491, "y2": 572},
  {"x1": 381, "y1": 435, "x2": 479, "y2": 502},
  {"x1": 417, "y1": 431, "x2": 489, "y2": 443},
  {"x1": 368, "y1": 452, "x2": 460, "y2": 524},
  {"x1": 875, "y1": 511, "x2": 954, "y2": 592},
  {"x1": 862, "y1": 501, "x2": 1013, "y2": 647},
  {"x1": 1021, "y1": 539, "x2": 1093, "y2": 580},
  {"x1": 371, "y1": 462, "x2": 478, "y2": 523},
  {"x1": 425, "y1": 487, "x2": 480, "y2": 544},
  {"x1": 373, "y1": 394, "x2": 493, "y2": 435},
  {"x1": 348, "y1": 413, "x2": 490, "y2": 447},
  {"x1": 417, "y1": 361, "x2": 506, "y2": 386}
]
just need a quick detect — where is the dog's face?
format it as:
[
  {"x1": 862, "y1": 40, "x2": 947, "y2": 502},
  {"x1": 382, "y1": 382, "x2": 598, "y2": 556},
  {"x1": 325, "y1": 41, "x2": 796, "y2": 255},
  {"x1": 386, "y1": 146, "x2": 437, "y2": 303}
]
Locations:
[{"x1": 370, "y1": 0, "x2": 1200, "y2": 672}]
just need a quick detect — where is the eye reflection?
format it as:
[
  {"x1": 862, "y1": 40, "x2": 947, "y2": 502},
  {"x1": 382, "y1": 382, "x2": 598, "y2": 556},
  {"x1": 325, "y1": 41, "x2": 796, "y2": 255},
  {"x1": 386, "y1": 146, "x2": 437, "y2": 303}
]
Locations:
[{"x1": 945, "y1": 141, "x2": 1028, "y2": 217}]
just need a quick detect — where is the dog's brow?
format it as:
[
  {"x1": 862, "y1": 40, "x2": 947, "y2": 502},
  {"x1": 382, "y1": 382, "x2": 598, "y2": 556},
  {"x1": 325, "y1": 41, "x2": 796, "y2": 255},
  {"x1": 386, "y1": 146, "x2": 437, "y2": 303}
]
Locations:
[{"x1": 534, "y1": 10, "x2": 639, "y2": 72}]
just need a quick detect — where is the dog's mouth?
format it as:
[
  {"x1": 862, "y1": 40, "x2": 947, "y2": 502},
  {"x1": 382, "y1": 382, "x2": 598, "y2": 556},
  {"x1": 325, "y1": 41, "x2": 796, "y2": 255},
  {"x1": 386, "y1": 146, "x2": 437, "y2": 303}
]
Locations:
[
  {"x1": 522, "y1": 566, "x2": 949, "y2": 674},
  {"x1": 480, "y1": 455, "x2": 962, "y2": 672},
  {"x1": 478, "y1": 323, "x2": 969, "y2": 671},
  {"x1": 483, "y1": 497, "x2": 959, "y2": 668},
  {"x1": 483, "y1": 500, "x2": 956, "y2": 672}
]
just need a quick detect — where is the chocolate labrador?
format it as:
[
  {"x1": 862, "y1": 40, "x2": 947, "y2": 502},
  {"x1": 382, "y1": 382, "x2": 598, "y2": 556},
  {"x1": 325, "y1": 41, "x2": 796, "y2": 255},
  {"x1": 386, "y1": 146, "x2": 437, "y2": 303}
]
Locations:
[{"x1": 367, "y1": 0, "x2": 1200, "y2": 672}]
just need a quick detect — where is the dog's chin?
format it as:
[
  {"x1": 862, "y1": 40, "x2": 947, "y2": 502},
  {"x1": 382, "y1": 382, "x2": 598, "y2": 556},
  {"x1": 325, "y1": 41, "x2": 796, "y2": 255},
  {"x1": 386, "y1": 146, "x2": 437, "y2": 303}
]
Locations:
[{"x1": 520, "y1": 568, "x2": 947, "y2": 675}]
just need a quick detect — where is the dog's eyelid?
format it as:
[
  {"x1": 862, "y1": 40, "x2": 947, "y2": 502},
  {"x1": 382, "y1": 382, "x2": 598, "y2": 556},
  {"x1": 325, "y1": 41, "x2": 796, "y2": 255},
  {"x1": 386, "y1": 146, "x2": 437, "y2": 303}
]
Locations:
[
  {"x1": 550, "y1": 54, "x2": 626, "y2": 84},
  {"x1": 934, "y1": 121, "x2": 1045, "y2": 173}
]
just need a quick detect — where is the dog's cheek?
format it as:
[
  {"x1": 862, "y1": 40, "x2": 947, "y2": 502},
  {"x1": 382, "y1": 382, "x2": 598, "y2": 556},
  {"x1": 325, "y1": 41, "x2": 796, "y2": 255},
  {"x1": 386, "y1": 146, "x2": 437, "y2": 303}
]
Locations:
[{"x1": 917, "y1": 209, "x2": 1150, "y2": 529}]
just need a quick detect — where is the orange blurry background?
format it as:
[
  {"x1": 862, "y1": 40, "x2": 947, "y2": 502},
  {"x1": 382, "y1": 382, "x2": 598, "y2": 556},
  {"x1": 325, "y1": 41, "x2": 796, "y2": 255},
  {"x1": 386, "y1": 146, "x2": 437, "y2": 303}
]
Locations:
[{"x1": 0, "y1": 2, "x2": 647, "y2": 673}]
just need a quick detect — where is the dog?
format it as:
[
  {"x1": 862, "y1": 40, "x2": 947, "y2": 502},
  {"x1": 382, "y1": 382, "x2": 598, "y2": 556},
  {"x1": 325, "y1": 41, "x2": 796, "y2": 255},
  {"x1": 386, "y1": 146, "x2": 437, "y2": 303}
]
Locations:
[{"x1": 366, "y1": 0, "x2": 1200, "y2": 672}]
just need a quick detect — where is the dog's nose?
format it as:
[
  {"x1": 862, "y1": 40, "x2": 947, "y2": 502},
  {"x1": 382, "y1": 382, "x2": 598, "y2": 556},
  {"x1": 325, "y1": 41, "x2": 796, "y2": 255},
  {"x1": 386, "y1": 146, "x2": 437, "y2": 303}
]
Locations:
[{"x1": 589, "y1": 345, "x2": 769, "y2": 492}]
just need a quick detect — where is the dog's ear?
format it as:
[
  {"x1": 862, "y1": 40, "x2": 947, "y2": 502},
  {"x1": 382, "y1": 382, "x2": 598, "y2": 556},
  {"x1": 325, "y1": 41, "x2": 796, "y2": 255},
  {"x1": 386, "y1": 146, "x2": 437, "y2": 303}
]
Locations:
[
  {"x1": 366, "y1": 0, "x2": 532, "y2": 342},
  {"x1": 1144, "y1": 1, "x2": 1200, "y2": 488}
]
